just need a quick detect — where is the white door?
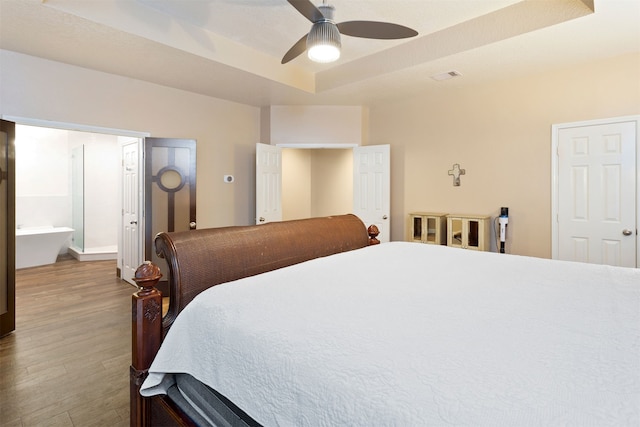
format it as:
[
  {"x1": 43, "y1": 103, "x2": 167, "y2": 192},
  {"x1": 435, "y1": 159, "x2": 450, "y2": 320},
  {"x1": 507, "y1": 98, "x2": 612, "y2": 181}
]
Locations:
[
  {"x1": 121, "y1": 140, "x2": 142, "y2": 284},
  {"x1": 556, "y1": 120, "x2": 636, "y2": 267},
  {"x1": 256, "y1": 143, "x2": 282, "y2": 224},
  {"x1": 353, "y1": 145, "x2": 390, "y2": 242}
]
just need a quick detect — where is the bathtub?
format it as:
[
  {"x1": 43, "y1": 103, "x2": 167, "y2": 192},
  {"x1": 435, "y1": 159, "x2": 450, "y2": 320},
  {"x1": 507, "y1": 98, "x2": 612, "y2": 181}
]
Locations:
[{"x1": 15, "y1": 226, "x2": 74, "y2": 269}]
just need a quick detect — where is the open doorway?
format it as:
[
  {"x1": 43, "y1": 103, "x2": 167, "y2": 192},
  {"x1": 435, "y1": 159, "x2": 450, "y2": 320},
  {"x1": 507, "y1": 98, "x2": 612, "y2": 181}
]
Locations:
[
  {"x1": 281, "y1": 148, "x2": 353, "y2": 221},
  {"x1": 9, "y1": 118, "x2": 148, "y2": 278},
  {"x1": 263, "y1": 144, "x2": 390, "y2": 242},
  {"x1": 15, "y1": 125, "x2": 121, "y2": 262}
]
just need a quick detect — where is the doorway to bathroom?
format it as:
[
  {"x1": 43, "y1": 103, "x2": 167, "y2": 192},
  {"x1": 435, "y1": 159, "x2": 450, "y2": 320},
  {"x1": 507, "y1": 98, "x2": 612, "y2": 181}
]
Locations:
[
  {"x1": 8, "y1": 118, "x2": 148, "y2": 280},
  {"x1": 15, "y1": 125, "x2": 125, "y2": 262}
]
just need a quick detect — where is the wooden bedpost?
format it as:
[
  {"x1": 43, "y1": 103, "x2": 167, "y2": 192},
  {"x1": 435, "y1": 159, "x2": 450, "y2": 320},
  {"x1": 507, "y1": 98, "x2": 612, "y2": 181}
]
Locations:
[
  {"x1": 367, "y1": 225, "x2": 380, "y2": 245},
  {"x1": 130, "y1": 261, "x2": 163, "y2": 427}
]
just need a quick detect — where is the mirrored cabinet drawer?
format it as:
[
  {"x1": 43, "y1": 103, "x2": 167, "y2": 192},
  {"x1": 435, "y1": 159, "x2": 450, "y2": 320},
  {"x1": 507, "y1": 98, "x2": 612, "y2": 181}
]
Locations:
[
  {"x1": 408, "y1": 212, "x2": 447, "y2": 245},
  {"x1": 446, "y1": 214, "x2": 490, "y2": 251}
]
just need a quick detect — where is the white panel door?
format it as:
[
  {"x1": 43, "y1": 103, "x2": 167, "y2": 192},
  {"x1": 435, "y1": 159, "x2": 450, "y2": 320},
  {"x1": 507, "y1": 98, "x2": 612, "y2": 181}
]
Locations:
[
  {"x1": 353, "y1": 145, "x2": 390, "y2": 242},
  {"x1": 557, "y1": 121, "x2": 636, "y2": 267},
  {"x1": 256, "y1": 143, "x2": 282, "y2": 224},
  {"x1": 121, "y1": 140, "x2": 142, "y2": 284}
]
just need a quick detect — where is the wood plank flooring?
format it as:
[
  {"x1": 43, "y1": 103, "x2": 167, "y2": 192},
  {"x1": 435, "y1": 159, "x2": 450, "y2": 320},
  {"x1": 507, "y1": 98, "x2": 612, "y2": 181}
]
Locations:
[{"x1": 0, "y1": 256, "x2": 136, "y2": 427}]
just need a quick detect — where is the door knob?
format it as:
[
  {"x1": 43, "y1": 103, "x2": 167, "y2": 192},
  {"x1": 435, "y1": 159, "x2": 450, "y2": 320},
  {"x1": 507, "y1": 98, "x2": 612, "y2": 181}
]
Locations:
[
  {"x1": 130, "y1": 221, "x2": 137, "y2": 225},
  {"x1": 382, "y1": 215, "x2": 388, "y2": 220},
  {"x1": 622, "y1": 229, "x2": 633, "y2": 236}
]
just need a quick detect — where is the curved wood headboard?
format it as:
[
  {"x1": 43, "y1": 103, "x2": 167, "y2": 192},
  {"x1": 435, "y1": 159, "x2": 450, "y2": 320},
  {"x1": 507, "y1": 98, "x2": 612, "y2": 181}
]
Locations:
[
  {"x1": 155, "y1": 213, "x2": 370, "y2": 331},
  {"x1": 130, "y1": 214, "x2": 373, "y2": 426}
]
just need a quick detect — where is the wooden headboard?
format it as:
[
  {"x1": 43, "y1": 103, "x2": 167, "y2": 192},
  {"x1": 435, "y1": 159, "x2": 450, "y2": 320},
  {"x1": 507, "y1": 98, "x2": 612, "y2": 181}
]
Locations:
[
  {"x1": 156, "y1": 213, "x2": 370, "y2": 331},
  {"x1": 130, "y1": 214, "x2": 375, "y2": 426}
]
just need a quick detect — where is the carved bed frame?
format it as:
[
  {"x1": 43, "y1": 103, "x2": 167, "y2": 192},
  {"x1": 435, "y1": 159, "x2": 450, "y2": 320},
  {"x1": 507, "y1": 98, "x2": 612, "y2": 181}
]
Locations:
[{"x1": 130, "y1": 214, "x2": 379, "y2": 427}]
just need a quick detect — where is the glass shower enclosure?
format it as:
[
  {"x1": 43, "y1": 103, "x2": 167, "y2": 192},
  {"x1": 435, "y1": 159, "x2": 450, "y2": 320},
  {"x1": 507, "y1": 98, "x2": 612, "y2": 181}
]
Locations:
[{"x1": 71, "y1": 145, "x2": 84, "y2": 252}]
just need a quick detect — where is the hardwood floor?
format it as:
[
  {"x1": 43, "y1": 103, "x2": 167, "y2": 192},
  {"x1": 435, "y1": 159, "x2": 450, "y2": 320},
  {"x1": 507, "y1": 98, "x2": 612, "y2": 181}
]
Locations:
[{"x1": 0, "y1": 256, "x2": 136, "y2": 427}]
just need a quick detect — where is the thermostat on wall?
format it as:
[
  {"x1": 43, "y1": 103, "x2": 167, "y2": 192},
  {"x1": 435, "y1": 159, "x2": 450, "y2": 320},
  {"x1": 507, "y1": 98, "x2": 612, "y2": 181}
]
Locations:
[{"x1": 223, "y1": 175, "x2": 234, "y2": 183}]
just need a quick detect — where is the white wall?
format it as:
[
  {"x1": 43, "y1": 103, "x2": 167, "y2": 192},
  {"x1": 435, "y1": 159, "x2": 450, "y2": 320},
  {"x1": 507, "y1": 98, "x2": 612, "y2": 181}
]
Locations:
[
  {"x1": 68, "y1": 131, "x2": 119, "y2": 252},
  {"x1": 15, "y1": 125, "x2": 71, "y2": 230},
  {"x1": 15, "y1": 125, "x2": 120, "y2": 253}
]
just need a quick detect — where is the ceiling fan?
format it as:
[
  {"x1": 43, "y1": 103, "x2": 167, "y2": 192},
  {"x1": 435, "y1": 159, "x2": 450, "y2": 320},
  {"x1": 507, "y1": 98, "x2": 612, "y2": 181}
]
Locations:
[{"x1": 282, "y1": 0, "x2": 418, "y2": 64}]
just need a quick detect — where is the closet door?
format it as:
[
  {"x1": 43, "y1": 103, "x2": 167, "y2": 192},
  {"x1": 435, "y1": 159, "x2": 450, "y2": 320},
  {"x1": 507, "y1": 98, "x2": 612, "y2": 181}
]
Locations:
[
  {"x1": 0, "y1": 120, "x2": 16, "y2": 337},
  {"x1": 255, "y1": 143, "x2": 282, "y2": 224},
  {"x1": 353, "y1": 145, "x2": 390, "y2": 243},
  {"x1": 555, "y1": 119, "x2": 636, "y2": 267}
]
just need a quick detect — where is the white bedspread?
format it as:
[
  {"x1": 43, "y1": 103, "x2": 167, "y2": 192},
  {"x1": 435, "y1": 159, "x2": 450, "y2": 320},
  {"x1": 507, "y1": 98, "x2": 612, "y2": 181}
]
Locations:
[{"x1": 141, "y1": 242, "x2": 640, "y2": 426}]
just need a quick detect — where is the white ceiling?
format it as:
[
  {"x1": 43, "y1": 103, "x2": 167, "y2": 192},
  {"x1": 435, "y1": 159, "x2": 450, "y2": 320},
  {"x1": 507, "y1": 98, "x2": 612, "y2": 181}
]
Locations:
[{"x1": 1, "y1": 0, "x2": 639, "y2": 107}]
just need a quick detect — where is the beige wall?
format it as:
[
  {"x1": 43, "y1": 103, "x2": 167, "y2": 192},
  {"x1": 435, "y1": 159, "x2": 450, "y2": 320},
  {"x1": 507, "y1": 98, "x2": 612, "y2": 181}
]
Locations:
[
  {"x1": 269, "y1": 106, "x2": 363, "y2": 146},
  {"x1": 3, "y1": 49, "x2": 638, "y2": 259},
  {"x1": 282, "y1": 149, "x2": 353, "y2": 220},
  {"x1": 0, "y1": 50, "x2": 261, "y2": 229},
  {"x1": 282, "y1": 148, "x2": 312, "y2": 220},
  {"x1": 369, "y1": 53, "x2": 640, "y2": 258},
  {"x1": 310, "y1": 149, "x2": 353, "y2": 218}
]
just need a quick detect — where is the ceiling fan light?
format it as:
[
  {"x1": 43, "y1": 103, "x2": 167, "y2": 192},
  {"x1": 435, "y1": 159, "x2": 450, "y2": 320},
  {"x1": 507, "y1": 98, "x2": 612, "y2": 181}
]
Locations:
[{"x1": 307, "y1": 20, "x2": 341, "y2": 63}]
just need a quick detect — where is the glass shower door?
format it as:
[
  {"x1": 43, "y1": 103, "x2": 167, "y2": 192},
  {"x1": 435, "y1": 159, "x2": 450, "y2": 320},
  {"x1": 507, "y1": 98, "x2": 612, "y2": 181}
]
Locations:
[{"x1": 71, "y1": 145, "x2": 84, "y2": 252}]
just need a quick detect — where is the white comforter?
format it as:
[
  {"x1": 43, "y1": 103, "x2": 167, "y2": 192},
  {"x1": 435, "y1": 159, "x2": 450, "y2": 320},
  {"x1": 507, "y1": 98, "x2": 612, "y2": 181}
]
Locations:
[{"x1": 141, "y1": 242, "x2": 640, "y2": 426}]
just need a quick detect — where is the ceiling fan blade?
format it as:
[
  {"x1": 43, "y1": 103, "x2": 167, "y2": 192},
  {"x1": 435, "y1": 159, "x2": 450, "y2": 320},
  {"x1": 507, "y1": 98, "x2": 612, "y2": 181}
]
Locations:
[
  {"x1": 281, "y1": 34, "x2": 308, "y2": 64},
  {"x1": 337, "y1": 21, "x2": 418, "y2": 39},
  {"x1": 287, "y1": 0, "x2": 324, "y2": 23}
]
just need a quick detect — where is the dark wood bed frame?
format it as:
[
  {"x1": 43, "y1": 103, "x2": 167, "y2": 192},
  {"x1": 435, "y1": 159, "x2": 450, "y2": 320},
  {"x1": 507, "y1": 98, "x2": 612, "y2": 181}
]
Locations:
[{"x1": 130, "y1": 214, "x2": 379, "y2": 427}]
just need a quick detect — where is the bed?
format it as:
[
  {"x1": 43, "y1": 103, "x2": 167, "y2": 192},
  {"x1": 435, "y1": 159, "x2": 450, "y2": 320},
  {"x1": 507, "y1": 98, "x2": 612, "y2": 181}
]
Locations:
[{"x1": 130, "y1": 214, "x2": 640, "y2": 427}]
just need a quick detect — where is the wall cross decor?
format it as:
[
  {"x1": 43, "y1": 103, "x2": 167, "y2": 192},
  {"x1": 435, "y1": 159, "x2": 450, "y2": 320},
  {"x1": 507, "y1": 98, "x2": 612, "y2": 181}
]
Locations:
[{"x1": 448, "y1": 163, "x2": 466, "y2": 186}]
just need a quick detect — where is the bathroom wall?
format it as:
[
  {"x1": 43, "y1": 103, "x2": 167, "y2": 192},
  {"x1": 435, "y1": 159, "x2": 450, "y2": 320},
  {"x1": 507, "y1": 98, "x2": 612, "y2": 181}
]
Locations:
[
  {"x1": 68, "y1": 131, "x2": 119, "y2": 253},
  {"x1": 15, "y1": 125, "x2": 120, "y2": 254},
  {"x1": 15, "y1": 126, "x2": 71, "y2": 231}
]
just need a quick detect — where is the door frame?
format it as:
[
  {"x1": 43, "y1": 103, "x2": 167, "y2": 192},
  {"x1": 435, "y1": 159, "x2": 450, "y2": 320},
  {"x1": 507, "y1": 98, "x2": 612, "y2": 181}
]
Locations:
[
  {"x1": 121, "y1": 139, "x2": 144, "y2": 284},
  {"x1": 551, "y1": 115, "x2": 640, "y2": 266},
  {"x1": 266, "y1": 142, "x2": 390, "y2": 241},
  {"x1": 256, "y1": 143, "x2": 283, "y2": 224},
  {"x1": 0, "y1": 120, "x2": 16, "y2": 337},
  {"x1": 353, "y1": 144, "x2": 391, "y2": 243},
  {"x1": 1, "y1": 115, "x2": 150, "y2": 277},
  {"x1": 268, "y1": 143, "x2": 359, "y2": 227}
]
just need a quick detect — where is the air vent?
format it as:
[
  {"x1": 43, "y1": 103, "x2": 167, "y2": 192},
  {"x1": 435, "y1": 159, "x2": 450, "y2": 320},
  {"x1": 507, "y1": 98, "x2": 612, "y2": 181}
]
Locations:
[{"x1": 430, "y1": 70, "x2": 462, "y2": 81}]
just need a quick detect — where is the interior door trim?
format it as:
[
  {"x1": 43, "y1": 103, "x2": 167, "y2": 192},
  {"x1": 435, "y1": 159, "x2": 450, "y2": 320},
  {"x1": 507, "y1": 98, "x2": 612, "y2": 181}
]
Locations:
[
  {"x1": 551, "y1": 115, "x2": 640, "y2": 266},
  {"x1": 1, "y1": 115, "x2": 150, "y2": 139},
  {"x1": 0, "y1": 119, "x2": 16, "y2": 337},
  {"x1": 144, "y1": 138, "x2": 197, "y2": 261}
]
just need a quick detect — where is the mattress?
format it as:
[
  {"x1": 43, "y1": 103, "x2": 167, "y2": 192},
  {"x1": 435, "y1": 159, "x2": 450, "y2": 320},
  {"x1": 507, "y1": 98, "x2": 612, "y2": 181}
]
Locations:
[
  {"x1": 167, "y1": 373, "x2": 261, "y2": 427},
  {"x1": 141, "y1": 242, "x2": 640, "y2": 426}
]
